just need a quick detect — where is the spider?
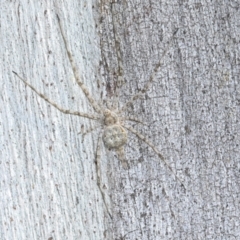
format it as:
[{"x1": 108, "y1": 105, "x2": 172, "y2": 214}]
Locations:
[{"x1": 13, "y1": 15, "x2": 184, "y2": 218}]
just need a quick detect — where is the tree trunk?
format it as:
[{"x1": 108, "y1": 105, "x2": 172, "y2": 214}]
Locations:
[{"x1": 1, "y1": 0, "x2": 240, "y2": 239}]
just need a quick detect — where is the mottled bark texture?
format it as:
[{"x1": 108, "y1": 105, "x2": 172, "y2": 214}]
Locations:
[{"x1": 1, "y1": 0, "x2": 239, "y2": 239}]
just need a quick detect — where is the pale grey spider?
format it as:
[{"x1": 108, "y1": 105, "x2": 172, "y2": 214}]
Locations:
[{"x1": 13, "y1": 16, "x2": 183, "y2": 218}]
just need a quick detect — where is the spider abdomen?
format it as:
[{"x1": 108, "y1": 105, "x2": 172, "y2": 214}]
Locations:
[{"x1": 103, "y1": 125, "x2": 127, "y2": 149}]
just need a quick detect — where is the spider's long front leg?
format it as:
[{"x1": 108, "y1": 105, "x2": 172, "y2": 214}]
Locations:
[
  {"x1": 120, "y1": 29, "x2": 179, "y2": 113},
  {"x1": 13, "y1": 71, "x2": 99, "y2": 120},
  {"x1": 124, "y1": 125, "x2": 186, "y2": 190},
  {"x1": 95, "y1": 133, "x2": 112, "y2": 219},
  {"x1": 56, "y1": 15, "x2": 102, "y2": 115},
  {"x1": 109, "y1": 2, "x2": 124, "y2": 110}
]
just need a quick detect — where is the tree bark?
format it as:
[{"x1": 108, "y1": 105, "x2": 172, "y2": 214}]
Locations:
[{"x1": 1, "y1": 0, "x2": 240, "y2": 239}]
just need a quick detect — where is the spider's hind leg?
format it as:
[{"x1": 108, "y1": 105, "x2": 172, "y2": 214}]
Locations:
[
  {"x1": 95, "y1": 134, "x2": 112, "y2": 219},
  {"x1": 124, "y1": 124, "x2": 186, "y2": 190},
  {"x1": 116, "y1": 146, "x2": 129, "y2": 170},
  {"x1": 79, "y1": 125, "x2": 101, "y2": 143}
]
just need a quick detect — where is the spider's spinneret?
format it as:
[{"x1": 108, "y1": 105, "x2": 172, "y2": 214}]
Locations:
[{"x1": 102, "y1": 109, "x2": 128, "y2": 149}]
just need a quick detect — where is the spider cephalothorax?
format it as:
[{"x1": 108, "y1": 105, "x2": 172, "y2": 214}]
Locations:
[
  {"x1": 103, "y1": 109, "x2": 118, "y2": 126},
  {"x1": 102, "y1": 109, "x2": 128, "y2": 150}
]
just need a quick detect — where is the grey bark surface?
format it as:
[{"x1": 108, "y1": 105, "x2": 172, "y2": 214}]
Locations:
[{"x1": 1, "y1": 0, "x2": 240, "y2": 240}]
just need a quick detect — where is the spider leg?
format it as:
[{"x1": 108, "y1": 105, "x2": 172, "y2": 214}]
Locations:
[
  {"x1": 110, "y1": 2, "x2": 125, "y2": 110},
  {"x1": 79, "y1": 124, "x2": 102, "y2": 143},
  {"x1": 124, "y1": 124, "x2": 186, "y2": 190},
  {"x1": 116, "y1": 146, "x2": 129, "y2": 170},
  {"x1": 56, "y1": 15, "x2": 102, "y2": 114},
  {"x1": 13, "y1": 71, "x2": 99, "y2": 120},
  {"x1": 123, "y1": 116, "x2": 147, "y2": 126},
  {"x1": 120, "y1": 29, "x2": 179, "y2": 113},
  {"x1": 95, "y1": 133, "x2": 112, "y2": 219}
]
